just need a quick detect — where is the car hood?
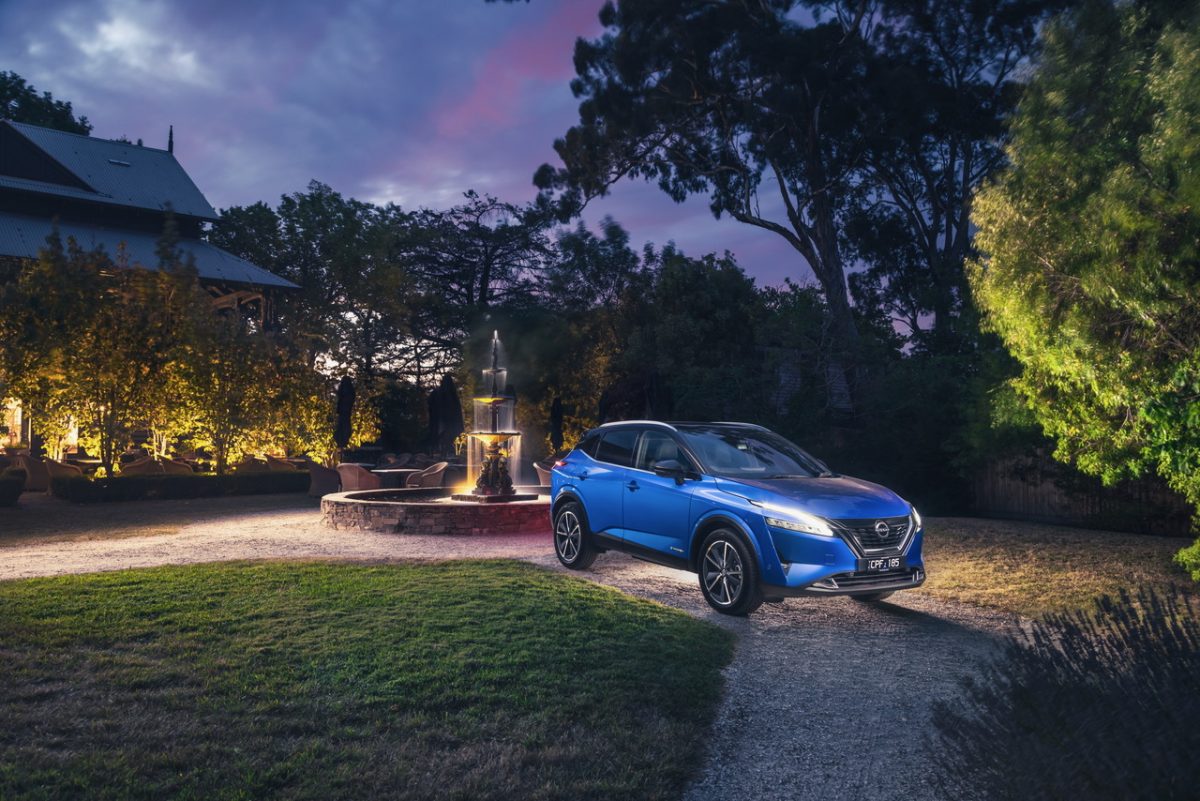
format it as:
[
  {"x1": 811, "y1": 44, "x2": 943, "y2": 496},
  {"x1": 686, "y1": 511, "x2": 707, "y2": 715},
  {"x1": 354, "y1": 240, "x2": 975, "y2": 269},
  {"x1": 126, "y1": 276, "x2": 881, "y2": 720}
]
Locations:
[{"x1": 715, "y1": 475, "x2": 911, "y2": 520}]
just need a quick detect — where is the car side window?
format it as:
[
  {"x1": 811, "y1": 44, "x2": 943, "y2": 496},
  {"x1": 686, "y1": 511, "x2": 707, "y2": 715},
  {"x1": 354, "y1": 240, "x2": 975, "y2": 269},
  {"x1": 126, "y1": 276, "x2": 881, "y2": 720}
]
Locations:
[
  {"x1": 636, "y1": 431, "x2": 692, "y2": 472},
  {"x1": 595, "y1": 429, "x2": 638, "y2": 467}
]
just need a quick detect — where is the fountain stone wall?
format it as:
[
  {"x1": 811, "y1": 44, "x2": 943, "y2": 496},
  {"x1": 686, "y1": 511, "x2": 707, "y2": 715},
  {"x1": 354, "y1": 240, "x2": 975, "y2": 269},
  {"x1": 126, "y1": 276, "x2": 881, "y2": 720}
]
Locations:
[{"x1": 321, "y1": 487, "x2": 550, "y2": 536}]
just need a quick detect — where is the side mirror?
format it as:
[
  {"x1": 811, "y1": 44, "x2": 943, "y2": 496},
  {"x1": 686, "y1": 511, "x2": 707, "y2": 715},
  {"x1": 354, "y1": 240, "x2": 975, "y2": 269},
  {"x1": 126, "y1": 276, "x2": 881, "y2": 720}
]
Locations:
[{"x1": 652, "y1": 459, "x2": 695, "y2": 485}]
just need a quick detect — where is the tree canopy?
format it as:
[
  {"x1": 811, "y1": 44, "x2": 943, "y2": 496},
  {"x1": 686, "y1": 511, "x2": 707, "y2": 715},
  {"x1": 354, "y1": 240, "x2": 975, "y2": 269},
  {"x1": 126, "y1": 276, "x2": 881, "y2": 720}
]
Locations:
[{"x1": 0, "y1": 71, "x2": 91, "y2": 134}]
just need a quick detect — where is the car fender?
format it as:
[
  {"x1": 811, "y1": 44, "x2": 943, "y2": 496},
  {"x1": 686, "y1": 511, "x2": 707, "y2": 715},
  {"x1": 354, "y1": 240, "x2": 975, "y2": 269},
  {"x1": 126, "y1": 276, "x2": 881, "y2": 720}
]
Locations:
[{"x1": 689, "y1": 509, "x2": 762, "y2": 564}]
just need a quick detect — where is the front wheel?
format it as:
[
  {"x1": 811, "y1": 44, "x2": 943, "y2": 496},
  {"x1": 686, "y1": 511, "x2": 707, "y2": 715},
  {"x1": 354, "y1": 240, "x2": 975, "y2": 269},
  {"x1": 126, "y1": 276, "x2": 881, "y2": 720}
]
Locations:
[
  {"x1": 698, "y1": 529, "x2": 763, "y2": 616},
  {"x1": 553, "y1": 502, "x2": 598, "y2": 570}
]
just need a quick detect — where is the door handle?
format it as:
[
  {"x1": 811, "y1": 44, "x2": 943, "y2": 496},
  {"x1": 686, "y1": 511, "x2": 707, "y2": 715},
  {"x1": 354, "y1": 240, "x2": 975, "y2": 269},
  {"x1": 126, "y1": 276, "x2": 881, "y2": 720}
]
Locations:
[
  {"x1": 578, "y1": 470, "x2": 588, "y2": 481},
  {"x1": 627, "y1": 480, "x2": 639, "y2": 492}
]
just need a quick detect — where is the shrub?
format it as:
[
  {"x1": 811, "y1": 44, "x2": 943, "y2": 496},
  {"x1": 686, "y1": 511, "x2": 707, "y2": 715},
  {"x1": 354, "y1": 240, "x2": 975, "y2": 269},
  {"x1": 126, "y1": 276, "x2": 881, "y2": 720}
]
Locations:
[
  {"x1": 930, "y1": 587, "x2": 1200, "y2": 801},
  {"x1": 50, "y1": 471, "x2": 309, "y2": 503},
  {"x1": 0, "y1": 471, "x2": 22, "y2": 507}
]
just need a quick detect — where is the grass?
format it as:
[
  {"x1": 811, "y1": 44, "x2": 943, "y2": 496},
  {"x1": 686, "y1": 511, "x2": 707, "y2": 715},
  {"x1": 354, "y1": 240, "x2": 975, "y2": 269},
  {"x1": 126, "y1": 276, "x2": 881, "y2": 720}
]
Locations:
[
  {"x1": 0, "y1": 493, "x2": 315, "y2": 547},
  {"x1": 0, "y1": 560, "x2": 733, "y2": 801},
  {"x1": 923, "y1": 516, "x2": 1195, "y2": 617}
]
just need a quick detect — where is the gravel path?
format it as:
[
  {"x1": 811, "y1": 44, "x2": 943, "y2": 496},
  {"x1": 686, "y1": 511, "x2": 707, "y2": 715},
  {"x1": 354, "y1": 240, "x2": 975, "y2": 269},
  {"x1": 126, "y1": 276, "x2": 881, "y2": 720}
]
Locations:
[{"x1": 0, "y1": 502, "x2": 1015, "y2": 801}]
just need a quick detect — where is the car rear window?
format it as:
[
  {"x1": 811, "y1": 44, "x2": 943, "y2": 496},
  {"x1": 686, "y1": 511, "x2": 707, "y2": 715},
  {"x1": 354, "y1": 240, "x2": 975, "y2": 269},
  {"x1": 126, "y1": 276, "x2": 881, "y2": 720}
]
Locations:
[
  {"x1": 595, "y1": 429, "x2": 638, "y2": 467},
  {"x1": 576, "y1": 432, "x2": 601, "y2": 458}
]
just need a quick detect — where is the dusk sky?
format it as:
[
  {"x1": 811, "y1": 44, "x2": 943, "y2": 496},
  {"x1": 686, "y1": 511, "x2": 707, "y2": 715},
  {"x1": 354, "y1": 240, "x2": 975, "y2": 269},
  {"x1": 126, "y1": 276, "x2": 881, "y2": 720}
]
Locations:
[{"x1": 0, "y1": 0, "x2": 805, "y2": 287}]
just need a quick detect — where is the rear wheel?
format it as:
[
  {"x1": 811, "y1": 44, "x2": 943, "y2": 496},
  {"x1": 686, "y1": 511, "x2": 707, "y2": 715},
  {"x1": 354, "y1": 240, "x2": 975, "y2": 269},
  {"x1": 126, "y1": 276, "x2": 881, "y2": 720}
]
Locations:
[
  {"x1": 851, "y1": 591, "x2": 894, "y2": 602},
  {"x1": 698, "y1": 529, "x2": 763, "y2": 616},
  {"x1": 553, "y1": 501, "x2": 597, "y2": 570}
]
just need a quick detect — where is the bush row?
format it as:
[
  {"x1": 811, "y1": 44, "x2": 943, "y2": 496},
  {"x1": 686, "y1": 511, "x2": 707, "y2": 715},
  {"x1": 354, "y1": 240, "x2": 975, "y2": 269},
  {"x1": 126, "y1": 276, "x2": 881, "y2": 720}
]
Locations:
[
  {"x1": 50, "y1": 471, "x2": 309, "y2": 503},
  {"x1": 0, "y1": 472, "x2": 23, "y2": 507},
  {"x1": 931, "y1": 586, "x2": 1200, "y2": 801}
]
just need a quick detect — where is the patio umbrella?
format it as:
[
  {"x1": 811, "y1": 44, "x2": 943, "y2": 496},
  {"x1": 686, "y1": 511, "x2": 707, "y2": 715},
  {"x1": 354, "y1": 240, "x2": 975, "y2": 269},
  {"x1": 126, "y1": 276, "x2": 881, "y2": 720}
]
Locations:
[
  {"x1": 438, "y1": 374, "x2": 464, "y2": 454},
  {"x1": 549, "y1": 396, "x2": 564, "y2": 454},
  {"x1": 334, "y1": 376, "x2": 355, "y2": 452}
]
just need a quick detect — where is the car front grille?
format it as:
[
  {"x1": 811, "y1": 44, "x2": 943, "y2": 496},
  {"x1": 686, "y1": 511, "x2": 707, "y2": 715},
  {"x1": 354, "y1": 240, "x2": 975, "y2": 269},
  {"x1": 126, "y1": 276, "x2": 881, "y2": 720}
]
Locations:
[
  {"x1": 832, "y1": 515, "x2": 911, "y2": 553},
  {"x1": 823, "y1": 569, "x2": 923, "y2": 590}
]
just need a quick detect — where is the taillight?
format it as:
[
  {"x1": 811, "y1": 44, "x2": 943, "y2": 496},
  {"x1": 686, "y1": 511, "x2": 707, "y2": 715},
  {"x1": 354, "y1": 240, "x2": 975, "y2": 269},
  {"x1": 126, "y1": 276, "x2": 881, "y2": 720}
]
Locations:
[{"x1": 553, "y1": 460, "x2": 568, "y2": 468}]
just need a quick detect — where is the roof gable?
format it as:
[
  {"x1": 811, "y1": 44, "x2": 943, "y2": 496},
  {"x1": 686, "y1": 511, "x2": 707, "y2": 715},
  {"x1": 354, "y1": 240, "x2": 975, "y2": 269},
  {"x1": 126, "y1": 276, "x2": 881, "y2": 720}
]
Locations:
[{"x1": 4, "y1": 121, "x2": 218, "y2": 221}]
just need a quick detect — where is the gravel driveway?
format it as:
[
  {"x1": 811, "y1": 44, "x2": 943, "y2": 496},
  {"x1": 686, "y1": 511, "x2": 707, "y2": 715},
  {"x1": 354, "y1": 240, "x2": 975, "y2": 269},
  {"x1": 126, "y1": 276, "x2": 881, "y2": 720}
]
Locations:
[{"x1": 0, "y1": 502, "x2": 1014, "y2": 801}]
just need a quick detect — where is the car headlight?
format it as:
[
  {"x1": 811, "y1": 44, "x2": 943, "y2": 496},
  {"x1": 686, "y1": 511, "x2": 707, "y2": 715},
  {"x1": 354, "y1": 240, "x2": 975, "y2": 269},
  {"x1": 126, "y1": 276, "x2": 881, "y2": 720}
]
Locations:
[
  {"x1": 911, "y1": 506, "x2": 923, "y2": 530},
  {"x1": 762, "y1": 509, "x2": 834, "y2": 537}
]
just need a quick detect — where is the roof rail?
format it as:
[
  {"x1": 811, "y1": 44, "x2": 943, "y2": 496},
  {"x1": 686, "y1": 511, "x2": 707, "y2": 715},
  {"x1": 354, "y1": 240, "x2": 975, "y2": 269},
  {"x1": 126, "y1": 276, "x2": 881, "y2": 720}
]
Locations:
[{"x1": 596, "y1": 420, "x2": 677, "y2": 430}]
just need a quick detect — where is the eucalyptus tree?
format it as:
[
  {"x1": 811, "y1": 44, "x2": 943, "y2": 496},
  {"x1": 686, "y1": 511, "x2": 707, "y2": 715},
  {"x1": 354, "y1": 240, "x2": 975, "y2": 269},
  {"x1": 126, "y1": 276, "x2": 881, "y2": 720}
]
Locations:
[
  {"x1": 537, "y1": 1, "x2": 871, "y2": 409},
  {"x1": 845, "y1": 0, "x2": 1061, "y2": 349}
]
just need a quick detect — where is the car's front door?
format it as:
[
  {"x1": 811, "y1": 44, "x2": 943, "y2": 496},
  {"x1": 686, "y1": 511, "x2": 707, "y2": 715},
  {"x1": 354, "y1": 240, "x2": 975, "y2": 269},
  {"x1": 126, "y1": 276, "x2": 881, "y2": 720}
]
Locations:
[
  {"x1": 621, "y1": 429, "x2": 698, "y2": 559},
  {"x1": 578, "y1": 427, "x2": 639, "y2": 537}
]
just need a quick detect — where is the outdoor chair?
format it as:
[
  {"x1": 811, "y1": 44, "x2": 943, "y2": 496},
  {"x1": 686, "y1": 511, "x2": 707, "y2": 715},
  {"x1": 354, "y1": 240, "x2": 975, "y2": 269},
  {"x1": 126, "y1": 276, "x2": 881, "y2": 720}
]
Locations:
[
  {"x1": 308, "y1": 463, "x2": 341, "y2": 497},
  {"x1": 232, "y1": 458, "x2": 270, "y2": 474},
  {"x1": 161, "y1": 459, "x2": 194, "y2": 475},
  {"x1": 265, "y1": 455, "x2": 299, "y2": 472},
  {"x1": 337, "y1": 464, "x2": 381, "y2": 491},
  {"x1": 406, "y1": 461, "x2": 448, "y2": 488},
  {"x1": 13, "y1": 456, "x2": 49, "y2": 492},
  {"x1": 534, "y1": 463, "x2": 551, "y2": 486},
  {"x1": 43, "y1": 458, "x2": 84, "y2": 481},
  {"x1": 0, "y1": 455, "x2": 11, "y2": 473},
  {"x1": 120, "y1": 458, "x2": 165, "y2": 476}
]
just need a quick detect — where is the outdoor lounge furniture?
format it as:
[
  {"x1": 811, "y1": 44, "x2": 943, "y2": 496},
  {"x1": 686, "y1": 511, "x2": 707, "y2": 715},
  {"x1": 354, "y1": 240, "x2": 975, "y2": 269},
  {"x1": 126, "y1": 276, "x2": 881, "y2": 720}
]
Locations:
[
  {"x1": 265, "y1": 455, "x2": 299, "y2": 472},
  {"x1": 44, "y1": 458, "x2": 84, "y2": 480},
  {"x1": 12, "y1": 456, "x2": 49, "y2": 491},
  {"x1": 337, "y1": 463, "x2": 381, "y2": 491},
  {"x1": 534, "y1": 464, "x2": 551, "y2": 486},
  {"x1": 161, "y1": 459, "x2": 194, "y2": 475},
  {"x1": 232, "y1": 458, "x2": 270, "y2": 474},
  {"x1": 120, "y1": 458, "x2": 165, "y2": 476},
  {"x1": 308, "y1": 463, "x2": 341, "y2": 498},
  {"x1": 405, "y1": 461, "x2": 448, "y2": 488}
]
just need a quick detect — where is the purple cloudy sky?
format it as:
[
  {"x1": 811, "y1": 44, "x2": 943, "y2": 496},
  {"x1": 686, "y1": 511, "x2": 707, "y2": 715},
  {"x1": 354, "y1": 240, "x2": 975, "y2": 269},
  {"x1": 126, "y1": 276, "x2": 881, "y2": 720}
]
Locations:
[{"x1": 0, "y1": 0, "x2": 803, "y2": 286}]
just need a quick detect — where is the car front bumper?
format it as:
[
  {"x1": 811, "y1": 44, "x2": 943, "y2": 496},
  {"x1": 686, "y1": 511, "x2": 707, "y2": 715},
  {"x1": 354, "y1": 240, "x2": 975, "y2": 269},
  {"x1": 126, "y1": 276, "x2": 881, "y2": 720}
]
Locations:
[{"x1": 760, "y1": 525, "x2": 925, "y2": 597}]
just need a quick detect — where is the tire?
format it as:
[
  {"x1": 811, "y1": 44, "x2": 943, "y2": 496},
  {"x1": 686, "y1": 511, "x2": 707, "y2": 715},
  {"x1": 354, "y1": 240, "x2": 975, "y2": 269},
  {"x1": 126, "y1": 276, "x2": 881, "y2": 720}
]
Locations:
[
  {"x1": 851, "y1": 591, "x2": 895, "y2": 602},
  {"x1": 698, "y1": 529, "x2": 763, "y2": 616},
  {"x1": 553, "y1": 501, "x2": 598, "y2": 570}
]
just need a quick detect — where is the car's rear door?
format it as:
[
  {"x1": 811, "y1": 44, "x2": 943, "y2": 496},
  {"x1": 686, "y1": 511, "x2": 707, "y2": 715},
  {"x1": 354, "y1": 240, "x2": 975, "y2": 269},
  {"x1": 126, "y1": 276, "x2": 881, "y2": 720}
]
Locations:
[
  {"x1": 621, "y1": 429, "x2": 698, "y2": 559},
  {"x1": 576, "y1": 427, "x2": 638, "y2": 538}
]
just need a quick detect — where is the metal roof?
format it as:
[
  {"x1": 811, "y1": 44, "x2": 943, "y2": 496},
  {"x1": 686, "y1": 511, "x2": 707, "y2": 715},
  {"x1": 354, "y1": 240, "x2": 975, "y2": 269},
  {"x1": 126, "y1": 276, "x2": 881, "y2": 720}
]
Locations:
[
  {"x1": 5, "y1": 121, "x2": 219, "y2": 221},
  {"x1": 0, "y1": 211, "x2": 298, "y2": 289}
]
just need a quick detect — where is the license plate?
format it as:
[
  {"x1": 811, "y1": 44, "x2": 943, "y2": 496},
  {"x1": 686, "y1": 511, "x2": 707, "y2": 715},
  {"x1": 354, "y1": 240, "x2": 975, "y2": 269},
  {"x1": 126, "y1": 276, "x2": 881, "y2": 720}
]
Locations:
[{"x1": 858, "y1": 556, "x2": 905, "y2": 573}]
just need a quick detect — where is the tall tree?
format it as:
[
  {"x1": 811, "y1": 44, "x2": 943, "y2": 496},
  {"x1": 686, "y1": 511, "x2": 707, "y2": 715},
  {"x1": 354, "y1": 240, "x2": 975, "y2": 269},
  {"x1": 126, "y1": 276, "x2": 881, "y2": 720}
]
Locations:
[
  {"x1": 0, "y1": 71, "x2": 91, "y2": 134},
  {"x1": 845, "y1": 0, "x2": 1059, "y2": 349},
  {"x1": 968, "y1": 0, "x2": 1200, "y2": 574},
  {"x1": 536, "y1": 0, "x2": 871, "y2": 408}
]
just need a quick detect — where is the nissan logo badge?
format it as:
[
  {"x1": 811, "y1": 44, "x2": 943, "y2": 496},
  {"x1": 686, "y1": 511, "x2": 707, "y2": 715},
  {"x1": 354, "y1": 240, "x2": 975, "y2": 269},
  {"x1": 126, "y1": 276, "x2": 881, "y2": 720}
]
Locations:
[{"x1": 874, "y1": 520, "x2": 890, "y2": 536}]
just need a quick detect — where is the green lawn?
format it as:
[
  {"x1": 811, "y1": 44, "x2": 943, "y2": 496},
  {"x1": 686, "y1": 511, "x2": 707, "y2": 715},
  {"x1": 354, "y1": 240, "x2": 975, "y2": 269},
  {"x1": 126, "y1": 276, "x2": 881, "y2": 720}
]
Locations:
[
  {"x1": 0, "y1": 561, "x2": 733, "y2": 801},
  {"x1": 924, "y1": 517, "x2": 1196, "y2": 617}
]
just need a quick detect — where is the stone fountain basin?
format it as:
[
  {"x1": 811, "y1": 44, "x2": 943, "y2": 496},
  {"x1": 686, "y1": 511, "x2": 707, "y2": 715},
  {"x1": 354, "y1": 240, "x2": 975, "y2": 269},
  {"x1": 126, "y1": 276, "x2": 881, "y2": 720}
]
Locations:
[{"x1": 321, "y1": 485, "x2": 551, "y2": 536}]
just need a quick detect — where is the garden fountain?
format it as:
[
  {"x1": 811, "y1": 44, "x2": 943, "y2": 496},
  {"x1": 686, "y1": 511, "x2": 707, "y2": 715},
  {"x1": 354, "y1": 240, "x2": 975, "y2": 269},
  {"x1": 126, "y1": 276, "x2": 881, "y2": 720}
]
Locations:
[
  {"x1": 454, "y1": 331, "x2": 537, "y2": 503},
  {"x1": 320, "y1": 330, "x2": 549, "y2": 535}
]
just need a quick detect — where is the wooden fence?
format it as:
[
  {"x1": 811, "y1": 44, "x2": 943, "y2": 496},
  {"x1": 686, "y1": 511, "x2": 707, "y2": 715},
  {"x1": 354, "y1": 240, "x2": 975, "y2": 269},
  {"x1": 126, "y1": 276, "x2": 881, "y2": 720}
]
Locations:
[{"x1": 971, "y1": 458, "x2": 1194, "y2": 537}]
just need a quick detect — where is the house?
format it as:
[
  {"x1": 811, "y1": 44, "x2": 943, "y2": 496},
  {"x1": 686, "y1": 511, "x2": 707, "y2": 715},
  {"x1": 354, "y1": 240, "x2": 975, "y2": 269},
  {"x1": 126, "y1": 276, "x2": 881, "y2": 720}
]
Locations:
[{"x1": 0, "y1": 119, "x2": 297, "y2": 451}]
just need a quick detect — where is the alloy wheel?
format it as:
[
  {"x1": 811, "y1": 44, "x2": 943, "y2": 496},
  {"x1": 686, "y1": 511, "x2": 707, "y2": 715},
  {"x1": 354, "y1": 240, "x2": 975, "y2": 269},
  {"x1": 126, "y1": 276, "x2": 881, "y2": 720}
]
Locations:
[
  {"x1": 702, "y1": 539, "x2": 744, "y2": 607},
  {"x1": 555, "y1": 510, "x2": 582, "y2": 563}
]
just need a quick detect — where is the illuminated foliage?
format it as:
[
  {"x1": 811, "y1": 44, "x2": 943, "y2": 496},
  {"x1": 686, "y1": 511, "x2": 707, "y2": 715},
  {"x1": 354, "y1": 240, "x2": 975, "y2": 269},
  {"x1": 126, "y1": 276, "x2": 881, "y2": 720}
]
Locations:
[{"x1": 969, "y1": 0, "x2": 1200, "y2": 574}]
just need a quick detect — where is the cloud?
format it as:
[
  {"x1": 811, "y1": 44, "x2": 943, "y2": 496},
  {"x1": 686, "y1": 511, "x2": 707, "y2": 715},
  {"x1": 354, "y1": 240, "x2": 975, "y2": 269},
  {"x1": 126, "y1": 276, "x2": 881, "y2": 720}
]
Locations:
[{"x1": 59, "y1": 0, "x2": 215, "y2": 88}]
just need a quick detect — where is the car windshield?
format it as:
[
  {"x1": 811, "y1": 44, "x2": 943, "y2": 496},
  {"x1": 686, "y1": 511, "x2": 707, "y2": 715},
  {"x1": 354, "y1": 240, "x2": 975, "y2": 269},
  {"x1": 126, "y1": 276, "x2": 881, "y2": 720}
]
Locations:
[{"x1": 678, "y1": 426, "x2": 832, "y2": 479}]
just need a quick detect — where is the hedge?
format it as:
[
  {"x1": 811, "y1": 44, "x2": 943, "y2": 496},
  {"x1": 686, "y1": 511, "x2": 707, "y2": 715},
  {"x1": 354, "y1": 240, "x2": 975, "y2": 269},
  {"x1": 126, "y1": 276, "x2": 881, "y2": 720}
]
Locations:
[
  {"x1": 50, "y1": 471, "x2": 310, "y2": 503},
  {"x1": 0, "y1": 473, "x2": 22, "y2": 507}
]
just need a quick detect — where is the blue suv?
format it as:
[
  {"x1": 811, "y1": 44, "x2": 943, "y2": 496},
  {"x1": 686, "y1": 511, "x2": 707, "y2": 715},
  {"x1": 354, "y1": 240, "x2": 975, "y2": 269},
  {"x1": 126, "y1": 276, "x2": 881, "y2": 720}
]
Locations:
[{"x1": 550, "y1": 421, "x2": 925, "y2": 615}]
